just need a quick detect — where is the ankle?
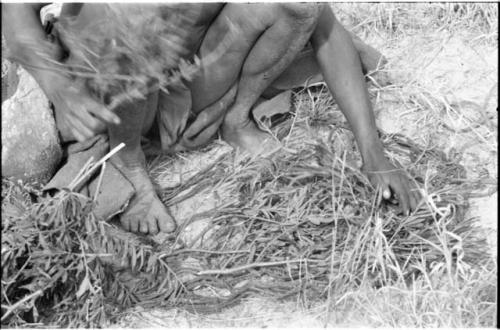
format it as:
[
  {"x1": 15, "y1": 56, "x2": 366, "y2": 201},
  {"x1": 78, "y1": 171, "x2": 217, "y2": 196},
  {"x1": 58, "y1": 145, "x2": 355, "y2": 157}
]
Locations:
[{"x1": 111, "y1": 149, "x2": 146, "y2": 169}]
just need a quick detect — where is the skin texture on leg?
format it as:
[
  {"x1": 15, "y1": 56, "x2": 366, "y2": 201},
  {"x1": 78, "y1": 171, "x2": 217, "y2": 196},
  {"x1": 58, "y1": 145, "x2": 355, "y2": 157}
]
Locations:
[
  {"x1": 179, "y1": 84, "x2": 237, "y2": 149},
  {"x1": 268, "y1": 36, "x2": 388, "y2": 92},
  {"x1": 221, "y1": 3, "x2": 322, "y2": 154},
  {"x1": 187, "y1": 4, "x2": 261, "y2": 114},
  {"x1": 55, "y1": 3, "x2": 225, "y2": 234},
  {"x1": 180, "y1": 4, "x2": 320, "y2": 150},
  {"x1": 181, "y1": 3, "x2": 390, "y2": 148},
  {"x1": 181, "y1": 4, "x2": 272, "y2": 148},
  {"x1": 108, "y1": 95, "x2": 176, "y2": 234},
  {"x1": 100, "y1": 3, "x2": 225, "y2": 233},
  {"x1": 311, "y1": 6, "x2": 420, "y2": 213},
  {"x1": 184, "y1": 3, "x2": 419, "y2": 214}
]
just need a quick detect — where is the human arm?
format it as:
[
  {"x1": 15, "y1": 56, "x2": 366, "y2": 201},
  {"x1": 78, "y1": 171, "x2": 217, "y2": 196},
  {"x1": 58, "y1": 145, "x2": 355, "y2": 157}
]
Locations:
[
  {"x1": 310, "y1": 5, "x2": 420, "y2": 214},
  {"x1": 2, "y1": 3, "x2": 120, "y2": 142}
]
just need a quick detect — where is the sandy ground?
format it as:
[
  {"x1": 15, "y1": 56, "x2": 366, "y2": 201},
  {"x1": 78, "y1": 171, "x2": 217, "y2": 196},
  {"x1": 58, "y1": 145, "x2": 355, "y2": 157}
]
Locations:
[
  {"x1": 371, "y1": 30, "x2": 497, "y2": 257},
  {"x1": 1, "y1": 3, "x2": 496, "y2": 328},
  {"x1": 118, "y1": 6, "x2": 498, "y2": 328}
]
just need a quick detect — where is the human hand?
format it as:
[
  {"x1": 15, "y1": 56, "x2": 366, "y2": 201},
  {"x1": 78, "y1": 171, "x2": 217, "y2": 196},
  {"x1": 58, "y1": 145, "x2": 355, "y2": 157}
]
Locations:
[
  {"x1": 44, "y1": 73, "x2": 121, "y2": 142},
  {"x1": 179, "y1": 84, "x2": 237, "y2": 149},
  {"x1": 362, "y1": 155, "x2": 421, "y2": 215}
]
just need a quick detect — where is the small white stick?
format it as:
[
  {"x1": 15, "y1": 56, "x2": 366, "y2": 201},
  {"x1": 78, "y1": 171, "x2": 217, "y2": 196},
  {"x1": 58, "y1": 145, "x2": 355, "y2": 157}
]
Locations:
[
  {"x1": 1, "y1": 290, "x2": 43, "y2": 322},
  {"x1": 93, "y1": 162, "x2": 107, "y2": 202},
  {"x1": 196, "y1": 259, "x2": 320, "y2": 276},
  {"x1": 69, "y1": 143, "x2": 125, "y2": 191},
  {"x1": 68, "y1": 156, "x2": 94, "y2": 189}
]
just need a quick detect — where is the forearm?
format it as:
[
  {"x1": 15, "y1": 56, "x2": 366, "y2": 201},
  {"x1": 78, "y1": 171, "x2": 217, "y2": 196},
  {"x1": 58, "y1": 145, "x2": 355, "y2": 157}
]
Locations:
[
  {"x1": 311, "y1": 7, "x2": 384, "y2": 163},
  {"x1": 2, "y1": 4, "x2": 66, "y2": 89}
]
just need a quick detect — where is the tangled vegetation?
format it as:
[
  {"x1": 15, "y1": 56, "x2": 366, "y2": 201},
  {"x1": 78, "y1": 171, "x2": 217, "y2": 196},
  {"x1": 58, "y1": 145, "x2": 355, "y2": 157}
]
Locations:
[
  {"x1": 1, "y1": 2, "x2": 496, "y2": 328},
  {"x1": 1, "y1": 113, "x2": 493, "y2": 326}
]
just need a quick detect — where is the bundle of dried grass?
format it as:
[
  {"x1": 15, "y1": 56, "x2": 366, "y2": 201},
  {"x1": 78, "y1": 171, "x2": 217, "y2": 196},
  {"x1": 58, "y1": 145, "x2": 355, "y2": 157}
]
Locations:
[
  {"x1": 1, "y1": 179, "x2": 185, "y2": 327},
  {"x1": 2, "y1": 3, "x2": 495, "y2": 327},
  {"x1": 14, "y1": 4, "x2": 226, "y2": 111},
  {"x1": 158, "y1": 117, "x2": 490, "y2": 307},
  {"x1": 1, "y1": 96, "x2": 491, "y2": 326},
  {"x1": 60, "y1": 5, "x2": 203, "y2": 107}
]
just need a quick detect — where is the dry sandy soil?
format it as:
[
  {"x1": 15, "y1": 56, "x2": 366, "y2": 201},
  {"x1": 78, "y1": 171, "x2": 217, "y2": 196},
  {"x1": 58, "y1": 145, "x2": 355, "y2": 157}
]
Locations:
[{"x1": 1, "y1": 3, "x2": 496, "y2": 328}]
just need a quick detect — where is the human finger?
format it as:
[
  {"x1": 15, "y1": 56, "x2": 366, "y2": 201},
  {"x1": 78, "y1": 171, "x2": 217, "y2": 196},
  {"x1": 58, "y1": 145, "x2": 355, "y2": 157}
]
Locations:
[
  {"x1": 375, "y1": 180, "x2": 390, "y2": 205},
  {"x1": 76, "y1": 107, "x2": 107, "y2": 134},
  {"x1": 129, "y1": 218, "x2": 139, "y2": 233},
  {"x1": 89, "y1": 105, "x2": 121, "y2": 126},
  {"x1": 181, "y1": 116, "x2": 224, "y2": 149},
  {"x1": 139, "y1": 219, "x2": 149, "y2": 234},
  {"x1": 183, "y1": 110, "x2": 219, "y2": 140},
  {"x1": 408, "y1": 183, "x2": 421, "y2": 213},
  {"x1": 393, "y1": 179, "x2": 410, "y2": 215},
  {"x1": 399, "y1": 174, "x2": 420, "y2": 213},
  {"x1": 58, "y1": 116, "x2": 79, "y2": 142},
  {"x1": 148, "y1": 219, "x2": 159, "y2": 235},
  {"x1": 74, "y1": 117, "x2": 97, "y2": 141},
  {"x1": 73, "y1": 83, "x2": 118, "y2": 122},
  {"x1": 67, "y1": 115, "x2": 94, "y2": 142},
  {"x1": 69, "y1": 103, "x2": 108, "y2": 138},
  {"x1": 183, "y1": 85, "x2": 237, "y2": 139},
  {"x1": 71, "y1": 128, "x2": 87, "y2": 143},
  {"x1": 183, "y1": 102, "x2": 226, "y2": 139},
  {"x1": 91, "y1": 118, "x2": 107, "y2": 134}
]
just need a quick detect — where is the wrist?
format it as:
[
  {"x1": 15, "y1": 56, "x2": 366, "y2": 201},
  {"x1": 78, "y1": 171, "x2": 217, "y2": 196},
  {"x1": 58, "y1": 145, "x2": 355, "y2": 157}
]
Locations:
[{"x1": 358, "y1": 138, "x2": 386, "y2": 167}]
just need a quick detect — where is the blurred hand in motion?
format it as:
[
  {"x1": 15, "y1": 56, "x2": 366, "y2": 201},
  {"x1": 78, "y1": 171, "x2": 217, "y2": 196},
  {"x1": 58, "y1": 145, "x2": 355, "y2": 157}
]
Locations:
[{"x1": 45, "y1": 73, "x2": 121, "y2": 142}]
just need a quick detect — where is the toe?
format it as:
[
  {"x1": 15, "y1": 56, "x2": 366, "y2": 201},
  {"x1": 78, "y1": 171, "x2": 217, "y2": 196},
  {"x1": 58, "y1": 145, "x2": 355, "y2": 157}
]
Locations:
[
  {"x1": 129, "y1": 218, "x2": 140, "y2": 232},
  {"x1": 139, "y1": 219, "x2": 149, "y2": 234},
  {"x1": 158, "y1": 213, "x2": 176, "y2": 233},
  {"x1": 148, "y1": 218, "x2": 159, "y2": 235},
  {"x1": 121, "y1": 217, "x2": 131, "y2": 232}
]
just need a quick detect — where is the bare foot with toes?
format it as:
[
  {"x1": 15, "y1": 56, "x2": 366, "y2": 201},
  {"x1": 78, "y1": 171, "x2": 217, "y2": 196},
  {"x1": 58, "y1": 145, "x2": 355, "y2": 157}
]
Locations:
[{"x1": 111, "y1": 153, "x2": 176, "y2": 234}]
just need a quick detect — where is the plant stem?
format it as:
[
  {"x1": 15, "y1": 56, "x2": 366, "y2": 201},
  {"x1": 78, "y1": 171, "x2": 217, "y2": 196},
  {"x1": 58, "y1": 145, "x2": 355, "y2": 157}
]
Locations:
[
  {"x1": 1, "y1": 290, "x2": 43, "y2": 322},
  {"x1": 196, "y1": 259, "x2": 321, "y2": 276}
]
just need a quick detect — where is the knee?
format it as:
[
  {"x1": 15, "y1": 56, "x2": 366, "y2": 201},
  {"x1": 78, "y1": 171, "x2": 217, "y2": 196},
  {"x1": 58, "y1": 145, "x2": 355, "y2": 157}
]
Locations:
[{"x1": 278, "y1": 3, "x2": 323, "y2": 31}]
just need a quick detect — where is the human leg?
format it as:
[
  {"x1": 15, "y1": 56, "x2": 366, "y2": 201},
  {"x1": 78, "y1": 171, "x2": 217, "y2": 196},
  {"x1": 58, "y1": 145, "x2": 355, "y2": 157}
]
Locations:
[
  {"x1": 180, "y1": 4, "x2": 271, "y2": 148},
  {"x1": 108, "y1": 93, "x2": 176, "y2": 234},
  {"x1": 310, "y1": 6, "x2": 419, "y2": 213},
  {"x1": 221, "y1": 4, "x2": 322, "y2": 154}
]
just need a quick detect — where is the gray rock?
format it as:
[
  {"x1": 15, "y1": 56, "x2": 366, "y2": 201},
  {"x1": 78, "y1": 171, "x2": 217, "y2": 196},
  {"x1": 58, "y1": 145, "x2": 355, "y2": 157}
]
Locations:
[
  {"x1": 1, "y1": 65, "x2": 62, "y2": 184},
  {"x1": 1, "y1": 54, "x2": 20, "y2": 102}
]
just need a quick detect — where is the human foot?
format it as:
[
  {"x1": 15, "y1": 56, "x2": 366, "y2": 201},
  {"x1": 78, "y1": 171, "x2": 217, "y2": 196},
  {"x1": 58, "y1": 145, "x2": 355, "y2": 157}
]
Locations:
[
  {"x1": 222, "y1": 119, "x2": 280, "y2": 156},
  {"x1": 111, "y1": 152, "x2": 176, "y2": 234}
]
